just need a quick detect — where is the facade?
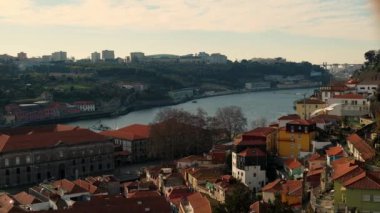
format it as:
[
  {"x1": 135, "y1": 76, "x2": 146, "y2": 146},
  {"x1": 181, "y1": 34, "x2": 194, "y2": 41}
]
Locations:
[
  {"x1": 356, "y1": 80, "x2": 380, "y2": 96},
  {"x1": 17, "y1": 52, "x2": 27, "y2": 60},
  {"x1": 283, "y1": 158, "x2": 304, "y2": 179},
  {"x1": 277, "y1": 119, "x2": 316, "y2": 158},
  {"x1": 101, "y1": 50, "x2": 115, "y2": 61},
  {"x1": 262, "y1": 179, "x2": 303, "y2": 207},
  {"x1": 295, "y1": 98, "x2": 326, "y2": 119},
  {"x1": 235, "y1": 127, "x2": 277, "y2": 154},
  {"x1": 101, "y1": 124, "x2": 151, "y2": 165},
  {"x1": 232, "y1": 148, "x2": 267, "y2": 192},
  {"x1": 327, "y1": 94, "x2": 369, "y2": 118},
  {"x1": 208, "y1": 53, "x2": 227, "y2": 64},
  {"x1": 130, "y1": 52, "x2": 145, "y2": 63},
  {"x1": 91, "y1": 52, "x2": 101, "y2": 63},
  {"x1": 320, "y1": 84, "x2": 349, "y2": 102},
  {"x1": 346, "y1": 134, "x2": 376, "y2": 162},
  {"x1": 51, "y1": 51, "x2": 67, "y2": 62},
  {"x1": 0, "y1": 125, "x2": 114, "y2": 188}
]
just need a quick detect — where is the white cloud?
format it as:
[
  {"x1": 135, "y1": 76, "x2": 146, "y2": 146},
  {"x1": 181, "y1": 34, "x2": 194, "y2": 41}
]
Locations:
[{"x1": 0, "y1": 0, "x2": 378, "y2": 41}]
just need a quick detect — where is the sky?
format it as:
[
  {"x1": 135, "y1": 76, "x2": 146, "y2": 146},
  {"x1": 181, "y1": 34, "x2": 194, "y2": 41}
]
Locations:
[{"x1": 0, "y1": 0, "x2": 379, "y2": 64}]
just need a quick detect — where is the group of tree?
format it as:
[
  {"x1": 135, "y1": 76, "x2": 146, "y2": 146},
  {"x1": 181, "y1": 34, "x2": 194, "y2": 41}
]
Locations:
[{"x1": 149, "y1": 106, "x2": 247, "y2": 160}]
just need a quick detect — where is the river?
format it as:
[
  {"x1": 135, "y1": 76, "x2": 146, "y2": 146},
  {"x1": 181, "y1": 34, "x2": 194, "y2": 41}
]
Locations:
[{"x1": 68, "y1": 88, "x2": 315, "y2": 129}]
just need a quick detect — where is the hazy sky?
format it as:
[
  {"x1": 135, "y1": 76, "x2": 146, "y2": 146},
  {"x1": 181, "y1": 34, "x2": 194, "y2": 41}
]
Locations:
[{"x1": 0, "y1": 0, "x2": 379, "y2": 64}]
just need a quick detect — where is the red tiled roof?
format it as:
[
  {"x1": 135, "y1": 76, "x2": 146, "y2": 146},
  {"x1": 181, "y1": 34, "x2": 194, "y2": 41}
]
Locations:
[
  {"x1": 282, "y1": 180, "x2": 303, "y2": 196},
  {"x1": 262, "y1": 179, "x2": 282, "y2": 192},
  {"x1": 331, "y1": 157, "x2": 354, "y2": 169},
  {"x1": 12, "y1": 192, "x2": 37, "y2": 205},
  {"x1": 73, "y1": 179, "x2": 98, "y2": 194},
  {"x1": 49, "y1": 195, "x2": 171, "y2": 213},
  {"x1": 177, "y1": 155, "x2": 205, "y2": 163},
  {"x1": 127, "y1": 191, "x2": 161, "y2": 198},
  {"x1": 235, "y1": 139, "x2": 266, "y2": 146},
  {"x1": 332, "y1": 94, "x2": 365, "y2": 99},
  {"x1": 0, "y1": 194, "x2": 14, "y2": 213},
  {"x1": 344, "y1": 172, "x2": 380, "y2": 190},
  {"x1": 53, "y1": 179, "x2": 87, "y2": 194},
  {"x1": 0, "y1": 128, "x2": 108, "y2": 153},
  {"x1": 287, "y1": 119, "x2": 316, "y2": 126},
  {"x1": 184, "y1": 192, "x2": 212, "y2": 213},
  {"x1": 284, "y1": 158, "x2": 302, "y2": 170},
  {"x1": 244, "y1": 127, "x2": 276, "y2": 137},
  {"x1": 325, "y1": 146, "x2": 343, "y2": 156},
  {"x1": 308, "y1": 153, "x2": 325, "y2": 162},
  {"x1": 332, "y1": 165, "x2": 364, "y2": 181},
  {"x1": 278, "y1": 114, "x2": 300, "y2": 121},
  {"x1": 347, "y1": 134, "x2": 376, "y2": 161},
  {"x1": 101, "y1": 124, "x2": 150, "y2": 141},
  {"x1": 250, "y1": 201, "x2": 270, "y2": 213},
  {"x1": 238, "y1": 148, "x2": 267, "y2": 158}
]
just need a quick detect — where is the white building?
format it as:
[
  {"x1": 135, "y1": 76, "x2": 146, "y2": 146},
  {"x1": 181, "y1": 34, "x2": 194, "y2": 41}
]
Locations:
[
  {"x1": 73, "y1": 101, "x2": 96, "y2": 112},
  {"x1": 320, "y1": 84, "x2": 348, "y2": 102},
  {"x1": 130, "y1": 52, "x2": 145, "y2": 63},
  {"x1": 91, "y1": 52, "x2": 101, "y2": 63},
  {"x1": 51, "y1": 51, "x2": 67, "y2": 62},
  {"x1": 356, "y1": 80, "x2": 380, "y2": 96},
  {"x1": 232, "y1": 148, "x2": 267, "y2": 193},
  {"x1": 209, "y1": 53, "x2": 227, "y2": 64},
  {"x1": 327, "y1": 94, "x2": 369, "y2": 118},
  {"x1": 102, "y1": 50, "x2": 115, "y2": 61}
]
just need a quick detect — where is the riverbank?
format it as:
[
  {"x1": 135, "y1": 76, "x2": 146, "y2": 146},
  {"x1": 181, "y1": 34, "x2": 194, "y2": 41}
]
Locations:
[{"x1": 2, "y1": 86, "x2": 317, "y2": 129}]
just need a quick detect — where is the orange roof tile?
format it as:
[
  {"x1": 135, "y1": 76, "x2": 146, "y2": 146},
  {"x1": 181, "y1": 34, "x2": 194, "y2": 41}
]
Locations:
[
  {"x1": 284, "y1": 158, "x2": 302, "y2": 170},
  {"x1": 308, "y1": 153, "x2": 325, "y2": 162},
  {"x1": 307, "y1": 168, "x2": 324, "y2": 177},
  {"x1": 287, "y1": 119, "x2": 316, "y2": 126},
  {"x1": 0, "y1": 194, "x2": 14, "y2": 212},
  {"x1": 282, "y1": 180, "x2": 303, "y2": 196},
  {"x1": 12, "y1": 192, "x2": 37, "y2": 205},
  {"x1": 184, "y1": 192, "x2": 212, "y2": 213},
  {"x1": 244, "y1": 127, "x2": 276, "y2": 137},
  {"x1": 101, "y1": 124, "x2": 150, "y2": 141},
  {"x1": 177, "y1": 155, "x2": 205, "y2": 163},
  {"x1": 331, "y1": 157, "x2": 354, "y2": 169},
  {"x1": 333, "y1": 94, "x2": 365, "y2": 99},
  {"x1": 347, "y1": 134, "x2": 375, "y2": 161},
  {"x1": 278, "y1": 114, "x2": 300, "y2": 121},
  {"x1": 262, "y1": 179, "x2": 282, "y2": 192},
  {"x1": 344, "y1": 172, "x2": 380, "y2": 190},
  {"x1": 73, "y1": 179, "x2": 98, "y2": 194},
  {"x1": 325, "y1": 146, "x2": 343, "y2": 156},
  {"x1": 0, "y1": 128, "x2": 107, "y2": 153}
]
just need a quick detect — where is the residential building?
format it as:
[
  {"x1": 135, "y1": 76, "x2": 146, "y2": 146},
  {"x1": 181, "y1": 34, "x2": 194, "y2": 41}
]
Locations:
[
  {"x1": 325, "y1": 145, "x2": 344, "y2": 166},
  {"x1": 51, "y1": 51, "x2": 67, "y2": 62},
  {"x1": 208, "y1": 53, "x2": 227, "y2": 64},
  {"x1": 356, "y1": 80, "x2": 380, "y2": 96},
  {"x1": 277, "y1": 114, "x2": 300, "y2": 128},
  {"x1": 176, "y1": 155, "x2": 211, "y2": 169},
  {"x1": 320, "y1": 83, "x2": 349, "y2": 102},
  {"x1": 12, "y1": 191, "x2": 51, "y2": 212},
  {"x1": 235, "y1": 127, "x2": 277, "y2": 154},
  {"x1": 17, "y1": 52, "x2": 27, "y2": 60},
  {"x1": 130, "y1": 52, "x2": 145, "y2": 63},
  {"x1": 212, "y1": 175, "x2": 236, "y2": 203},
  {"x1": 277, "y1": 119, "x2": 316, "y2": 158},
  {"x1": 346, "y1": 134, "x2": 376, "y2": 162},
  {"x1": 101, "y1": 124, "x2": 151, "y2": 164},
  {"x1": 0, "y1": 193, "x2": 14, "y2": 212},
  {"x1": 0, "y1": 124, "x2": 114, "y2": 188},
  {"x1": 306, "y1": 168, "x2": 324, "y2": 189},
  {"x1": 101, "y1": 50, "x2": 115, "y2": 61},
  {"x1": 295, "y1": 98, "x2": 326, "y2": 119},
  {"x1": 232, "y1": 147, "x2": 267, "y2": 192},
  {"x1": 283, "y1": 158, "x2": 304, "y2": 179},
  {"x1": 332, "y1": 164, "x2": 380, "y2": 212},
  {"x1": 327, "y1": 93, "x2": 370, "y2": 118},
  {"x1": 91, "y1": 52, "x2": 101, "y2": 63},
  {"x1": 184, "y1": 167, "x2": 223, "y2": 192},
  {"x1": 262, "y1": 179, "x2": 303, "y2": 208},
  {"x1": 249, "y1": 201, "x2": 270, "y2": 213},
  {"x1": 307, "y1": 153, "x2": 326, "y2": 171},
  {"x1": 179, "y1": 192, "x2": 212, "y2": 213}
]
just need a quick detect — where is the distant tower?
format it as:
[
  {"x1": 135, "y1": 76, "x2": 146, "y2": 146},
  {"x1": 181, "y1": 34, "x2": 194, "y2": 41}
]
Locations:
[
  {"x1": 17, "y1": 52, "x2": 27, "y2": 60},
  {"x1": 51, "y1": 51, "x2": 67, "y2": 62},
  {"x1": 102, "y1": 50, "x2": 115, "y2": 61},
  {"x1": 91, "y1": 52, "x2": 101, "y2": 63}
]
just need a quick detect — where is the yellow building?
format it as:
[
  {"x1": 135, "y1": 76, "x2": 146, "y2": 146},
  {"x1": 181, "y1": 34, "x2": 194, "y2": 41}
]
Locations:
[
  {"x1": 277, "y1": 119, "x2": 316, "y2": 158},
  {"x1": 295, "y1": 98, "x2": 326, "y2": 119}
]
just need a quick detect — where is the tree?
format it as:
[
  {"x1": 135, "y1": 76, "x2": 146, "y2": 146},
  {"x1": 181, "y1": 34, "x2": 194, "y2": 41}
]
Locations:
[
  {"x1": 214, "y1": 183, "x2": 254, "y2": 213},
  {"x1": 250, "y1": 116, "x2": 268, "y2": 129},
  {"x1": 364, "y1": 50, "x2": 376, "y2": 65},
  {"x1": 214, "y1": 106, "x2": 247, "y2": 141}
]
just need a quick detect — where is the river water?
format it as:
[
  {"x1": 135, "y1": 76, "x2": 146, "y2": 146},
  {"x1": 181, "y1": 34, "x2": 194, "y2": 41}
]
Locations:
[{"x1": 68, "y1": 88, "x2": 315, "y2": 129}]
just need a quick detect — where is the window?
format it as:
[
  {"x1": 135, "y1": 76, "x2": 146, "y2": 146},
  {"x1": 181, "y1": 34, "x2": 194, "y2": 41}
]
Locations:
[
  {"x1": 59, "y1": 151, "x2": 64, "y2": 158},
  {"x1": 16, "y1": 168, "x2": 20, "y2": 174},
  {"x1": 5, "y1": 169, "x2": 10, "y2": 176},
  {"x1": 82, "y1": 166, "x2": 86, "y2": 172},
  {"x1": 374, "y1": 195, "x2": 380, "y2": 202},
  {"x1": 72, "y1": 160, "x2": 76, "y2": 165},
  {"x1": 362, "y1": 194, "x2": 371, "y2": 202},
  {"x1": 15, "y1": 157, "x2": 20, "y2": 165},
  {"x1": 27, "y1": 166, "x2": 31, "y2": 173},
  {"x1": 90, "y1": 165, "x2": 94, "y2": 172},
  {"x1": 4, "y1": 158, "x2": 9, "y2": 167},
  {"x1": 253, "y1": 173, "x2": 256, "y2": 177},
  {"x1": 37, "y1": 173, "x2": 41, "y2": 180},
  {"x1": 26, "y1": 156, "x2": 31, "y2": 163}
]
